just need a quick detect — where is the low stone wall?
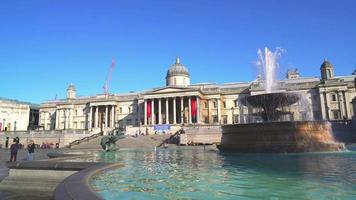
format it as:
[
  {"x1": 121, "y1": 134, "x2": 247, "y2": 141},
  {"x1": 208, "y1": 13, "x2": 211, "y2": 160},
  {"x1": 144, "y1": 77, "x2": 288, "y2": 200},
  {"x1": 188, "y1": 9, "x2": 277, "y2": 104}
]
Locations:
[
  {"x1": 0, "y1": 130, "x2": 94, "y2": 148},
  {"x1": 218, "y1": 121, "x2": 345, "y2": 153},
  {"x1": 0, "y1": 159, "x2": 104, "y2": 200},
  {"x1": 180, "y1": 125, "x2": 222, "y2": 145}
]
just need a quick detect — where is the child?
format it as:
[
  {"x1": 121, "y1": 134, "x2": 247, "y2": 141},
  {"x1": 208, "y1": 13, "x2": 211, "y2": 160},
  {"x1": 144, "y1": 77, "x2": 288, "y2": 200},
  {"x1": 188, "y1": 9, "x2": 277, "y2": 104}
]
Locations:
[{"x1": 10, "y1": 139, "x2": 19, "y2": 162}]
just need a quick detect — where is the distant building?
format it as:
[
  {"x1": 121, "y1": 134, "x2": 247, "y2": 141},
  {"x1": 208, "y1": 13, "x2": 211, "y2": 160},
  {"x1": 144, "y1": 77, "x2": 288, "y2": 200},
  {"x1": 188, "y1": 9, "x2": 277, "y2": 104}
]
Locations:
[
  {"x1": 39, "y1": 58, "x2": 356, "y2": 132},
  {"x1": 0, "y1": 98, "x2": 39, "y2": 131},
  {"x1": 286, "y1": 69, "x2": 300, "y2": 79}
]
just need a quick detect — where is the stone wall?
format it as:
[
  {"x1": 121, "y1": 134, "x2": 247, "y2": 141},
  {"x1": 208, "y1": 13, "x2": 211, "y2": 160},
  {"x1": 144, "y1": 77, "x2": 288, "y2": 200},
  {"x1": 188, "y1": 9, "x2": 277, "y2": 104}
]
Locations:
[
  {"x1": 218, "y1": 121, "x2": 345, "y2": 153},
  {"x1": 0, "y1": 130, "x2": 93, "y2": 148}
]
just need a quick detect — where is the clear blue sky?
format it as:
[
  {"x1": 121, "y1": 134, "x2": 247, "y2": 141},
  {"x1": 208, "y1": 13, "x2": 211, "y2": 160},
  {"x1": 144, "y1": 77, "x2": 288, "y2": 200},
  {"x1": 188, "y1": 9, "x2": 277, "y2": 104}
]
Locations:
[{"x1": 1, "y1": 0, "x2": 355, "y2": 103}]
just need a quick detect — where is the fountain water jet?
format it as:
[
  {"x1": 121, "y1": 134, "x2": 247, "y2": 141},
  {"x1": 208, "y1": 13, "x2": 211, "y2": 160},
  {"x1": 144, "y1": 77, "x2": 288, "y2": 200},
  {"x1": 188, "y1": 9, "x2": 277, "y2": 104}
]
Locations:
[{"x1": 217, "y1": 47, "x2": 346, "y2": 153}]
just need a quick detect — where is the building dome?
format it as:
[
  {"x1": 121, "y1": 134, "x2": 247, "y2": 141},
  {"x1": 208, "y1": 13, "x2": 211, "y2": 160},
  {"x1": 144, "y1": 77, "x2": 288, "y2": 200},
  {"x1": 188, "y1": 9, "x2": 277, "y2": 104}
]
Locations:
[
  {"x1": 320, "y1": 59, "x2": 333, "y2": 69},
  {"x1": 67, "y1": 84, "x2": 76, "y2": 91},
  {"x1": 166, "y1": 57, "x2": 191, "y2": 87},
  {"x1": 66, "y1": 84, "x2": 76, "y2": 99},
  {"x1": 166, "y1": 57, "x2": 190, "y2": 77},
  {"x1": 320, "y1": 59, "x2": 334, "y2": 80}
]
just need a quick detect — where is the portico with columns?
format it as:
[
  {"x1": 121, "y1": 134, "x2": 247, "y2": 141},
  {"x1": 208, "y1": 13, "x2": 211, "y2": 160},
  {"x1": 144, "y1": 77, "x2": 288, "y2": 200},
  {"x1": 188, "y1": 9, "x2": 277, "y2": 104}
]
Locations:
[
  {"x1": 89, "y1": 102, "x2": 117, "y2": 131},
  {"x1": 143, "y1": 88, "x2": 202, "y2": 125}
]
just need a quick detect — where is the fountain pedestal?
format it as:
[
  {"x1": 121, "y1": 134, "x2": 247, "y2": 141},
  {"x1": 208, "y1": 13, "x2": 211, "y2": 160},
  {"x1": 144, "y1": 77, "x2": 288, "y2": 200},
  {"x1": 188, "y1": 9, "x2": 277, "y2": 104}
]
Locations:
[{"x1": 217, "y1": 121, "x2": 345, "y2": 153}]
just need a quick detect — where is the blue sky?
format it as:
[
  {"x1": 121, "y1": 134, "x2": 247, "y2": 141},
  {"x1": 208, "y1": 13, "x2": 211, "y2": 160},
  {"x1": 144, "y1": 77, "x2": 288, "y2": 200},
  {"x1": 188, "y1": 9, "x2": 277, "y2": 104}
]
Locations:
[{"x1": 1, "y1": 0, "x2": 355, "y2": 103}]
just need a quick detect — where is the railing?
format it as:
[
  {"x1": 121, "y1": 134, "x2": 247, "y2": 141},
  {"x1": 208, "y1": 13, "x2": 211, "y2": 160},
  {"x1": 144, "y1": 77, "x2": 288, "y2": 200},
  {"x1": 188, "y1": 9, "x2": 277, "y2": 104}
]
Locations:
[
  {"x1": 158, "y1": 128, "x2": 184, "y2": 147},
  {"x1": 66, "y1": 132, "x2": 103, "y2": 148},
  {"x1": 66, "y1": 128, "x2": 122, "y2": 148}
]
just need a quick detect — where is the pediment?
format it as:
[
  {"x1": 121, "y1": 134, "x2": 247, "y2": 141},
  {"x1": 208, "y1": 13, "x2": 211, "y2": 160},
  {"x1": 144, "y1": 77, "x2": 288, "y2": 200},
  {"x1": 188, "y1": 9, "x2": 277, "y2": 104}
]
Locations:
[{"x1": 148, "y1": 87, "x2": 198, "y2": 94}]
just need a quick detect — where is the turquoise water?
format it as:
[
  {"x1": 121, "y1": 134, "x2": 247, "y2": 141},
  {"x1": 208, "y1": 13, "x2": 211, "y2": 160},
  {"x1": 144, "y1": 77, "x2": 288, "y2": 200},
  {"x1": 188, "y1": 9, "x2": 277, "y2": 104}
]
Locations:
[{"x1": 90, "y1": 148, "x2": 356, "y2": 200}]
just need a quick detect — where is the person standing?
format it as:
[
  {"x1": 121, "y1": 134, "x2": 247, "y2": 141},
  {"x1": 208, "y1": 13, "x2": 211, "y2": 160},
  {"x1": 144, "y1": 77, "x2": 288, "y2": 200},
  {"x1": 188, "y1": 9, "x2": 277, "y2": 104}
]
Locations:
[
  {"x1": 27, "y1": 140, "x2": 35, "y2": 160},
  {"x1": 10, "y1": 139, "x2": 19, "y2": 162},
  {"x1": 5, "y1": 137, "x2": 9, "y2": 148}
]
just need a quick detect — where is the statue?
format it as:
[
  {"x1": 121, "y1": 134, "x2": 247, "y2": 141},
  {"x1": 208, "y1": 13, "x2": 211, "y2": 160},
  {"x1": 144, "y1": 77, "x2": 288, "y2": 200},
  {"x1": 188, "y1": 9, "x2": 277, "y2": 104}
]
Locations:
[{"x1": 100, "y1": 129, "x2": 125, "y2": 152}]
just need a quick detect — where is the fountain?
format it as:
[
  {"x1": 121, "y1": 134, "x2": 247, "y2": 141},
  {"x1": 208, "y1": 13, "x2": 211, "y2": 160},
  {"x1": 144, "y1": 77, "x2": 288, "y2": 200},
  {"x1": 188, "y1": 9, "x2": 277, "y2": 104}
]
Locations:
[{"x1": 217, "y1": 48, "x2": 345, "y2": 153}]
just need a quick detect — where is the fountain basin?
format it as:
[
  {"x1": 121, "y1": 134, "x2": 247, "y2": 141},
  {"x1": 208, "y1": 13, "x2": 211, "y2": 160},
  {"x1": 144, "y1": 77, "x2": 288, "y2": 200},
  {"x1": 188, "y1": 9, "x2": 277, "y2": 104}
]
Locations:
[{"x1": 217, "y1": 121, "x2": 345, "y2": 153}]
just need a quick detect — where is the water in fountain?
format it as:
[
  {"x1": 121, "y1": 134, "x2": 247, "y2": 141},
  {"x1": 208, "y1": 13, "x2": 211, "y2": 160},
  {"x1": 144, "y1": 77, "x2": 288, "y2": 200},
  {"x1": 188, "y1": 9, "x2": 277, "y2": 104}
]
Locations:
[{"x1": 256, "y1": 47, "x2": 284, "y2": 93}]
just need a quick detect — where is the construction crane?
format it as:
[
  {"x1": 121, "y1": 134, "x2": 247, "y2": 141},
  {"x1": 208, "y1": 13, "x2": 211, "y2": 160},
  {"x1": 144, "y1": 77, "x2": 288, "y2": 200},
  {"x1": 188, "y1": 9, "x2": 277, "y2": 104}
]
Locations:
[{"x1": 103, "y1": 58, "x2": 116, "y2": 95}]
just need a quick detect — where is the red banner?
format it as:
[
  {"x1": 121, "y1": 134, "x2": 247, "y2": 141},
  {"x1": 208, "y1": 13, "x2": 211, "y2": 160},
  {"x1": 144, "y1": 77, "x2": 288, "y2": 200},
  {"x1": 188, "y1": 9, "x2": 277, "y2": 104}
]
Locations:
[
  {"x1": 147, "y1": 100, "x2": 152, "y2": 119},
  {"x1": 191, "y1": 97, "x2": 197, "y2": 117}
]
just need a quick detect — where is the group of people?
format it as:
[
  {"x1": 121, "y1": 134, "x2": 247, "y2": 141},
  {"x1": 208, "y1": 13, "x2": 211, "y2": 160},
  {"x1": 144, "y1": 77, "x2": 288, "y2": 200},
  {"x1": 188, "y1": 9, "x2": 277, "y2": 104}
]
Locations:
[{"x1": 5, "y1": 137, "x2": 35, "y2": 162}]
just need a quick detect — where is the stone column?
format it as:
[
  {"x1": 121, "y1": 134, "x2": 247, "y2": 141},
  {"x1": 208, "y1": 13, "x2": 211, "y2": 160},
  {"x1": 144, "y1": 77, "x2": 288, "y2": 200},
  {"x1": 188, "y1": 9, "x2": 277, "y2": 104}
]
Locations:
[
  {"x1": 105, "y1": 106, "x2": 108, "y2": 128},
  {"x1": 173, "y1": 97, "x2": 177, "y2": 124},
  {"x1": 111, "y1": 105, "x2": 115, "y2": 127},
  {"x1": 319, "y1": 93, "x2": 326, "y2": 120},
  {"x1": 69, "y1": 109, "x2": 74, "y2": 129},
  {"x1": 217, "y1": 99, "x2": 221, "y2": 123},
  {"x1": 165, "y1": 98, "x2": 169, "y2": 124},
  {"x1": 180, "y1": 97, "x2": 184, "y2": 124},
  {"x1": 137, "y1": 102, "x2": 141, "y2": 126},
  {"x1": 89, "y1": 106, "x2": 93, "y2": 129},
  {"x1": 196, "y1": 97, "x2": 200, "y2": 123},
  {"x1": 95, "y1": 106, "x2": 99, "y2": 128},
  {"x1": 343, "y1": 91, "x2": 350, "y2": 119},
  {"x1": 65, "y1": 109, "x2": 69, "y2": 130},
  {"x1": 325, "y1": 92, "x2": 331, "y2": 120},
  {"x1": 158, "y1": 98, "x2": 162, "y2": 124},
  {"x1": 188, "y1": 96, "x2": 192, "y2": 124},
  {"x1": 152, "y1": 99, "x2": 155, "y2": 125},
  {"x1": 207, "y1": 99, "x2": 210, "y2": 123},
  {"x1": 144, "y1": 100, "x2": 147, "y2": 125},
  {"x1": 55, "y1": 110, "x2": 59, "y2": 129},
  {"x1": 337, "y1": 91, "x2": 344, "y2": 119}
]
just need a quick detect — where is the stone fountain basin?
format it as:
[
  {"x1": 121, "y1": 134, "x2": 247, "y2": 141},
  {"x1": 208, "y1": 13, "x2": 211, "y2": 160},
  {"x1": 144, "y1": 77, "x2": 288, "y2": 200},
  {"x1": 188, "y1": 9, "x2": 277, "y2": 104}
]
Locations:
[{"x1": 217, "y1": 121, "x2": 345, "y2": 153}]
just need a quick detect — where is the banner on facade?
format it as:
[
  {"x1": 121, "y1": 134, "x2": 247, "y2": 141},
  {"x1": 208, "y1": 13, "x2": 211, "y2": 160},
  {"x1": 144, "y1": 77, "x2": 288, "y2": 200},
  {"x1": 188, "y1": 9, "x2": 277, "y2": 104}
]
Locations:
[{"x1": 153, "y1": 124, "x2": 171, "y2": 132}]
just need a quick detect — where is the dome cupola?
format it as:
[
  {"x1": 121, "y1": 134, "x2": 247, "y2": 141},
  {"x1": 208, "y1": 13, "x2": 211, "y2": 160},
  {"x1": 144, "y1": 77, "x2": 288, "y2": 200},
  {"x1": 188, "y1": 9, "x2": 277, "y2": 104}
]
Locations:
[
  {"x1": 166, "y1": 57, "x2": 191, "y2": 87},
  {"x1": 66, "y1": 84, "x2": 76, "y2": 99},
  {"x1": 320, "y1": 59, "x2": 334, "y2": 80}
]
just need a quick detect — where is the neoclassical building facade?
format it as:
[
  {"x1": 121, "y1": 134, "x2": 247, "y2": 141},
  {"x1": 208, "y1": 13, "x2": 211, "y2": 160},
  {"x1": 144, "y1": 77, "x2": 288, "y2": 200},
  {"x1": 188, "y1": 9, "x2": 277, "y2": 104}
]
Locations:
[{"x1": 39, "y1": 58, "x2": 356, "y2": 132}]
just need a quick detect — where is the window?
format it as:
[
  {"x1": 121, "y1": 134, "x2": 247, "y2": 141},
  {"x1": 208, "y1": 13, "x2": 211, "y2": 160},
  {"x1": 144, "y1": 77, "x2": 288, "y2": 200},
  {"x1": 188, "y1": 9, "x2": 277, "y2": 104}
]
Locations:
[
  {"x1": 126, "y1": 119, "x2": 132, "y2": 125},
  {"x1": 204, "y1": 117, "x2": 209, "y2": 123},
  {"x1": 222, "y1": 115, "x2": 228, "y2": 124},
  {"x1": 119, "y1": 107, "x2": 122, "y2": 113},
  {"x1": 234, "y1": 100, "x2": 239, "y2": 107},
  {"x1": 213, "y1": 101, "x2": 217, "y2": 108},
  {"x1": 204, "y1": 102, "x2": 208, "y2": 108},
  {"x1": 332, "y1": 110, "x2": 340, "y2": 119},
  {"x1": 331, "y1": 94, "x2": 337, "y2": 101},
  {"x1": 233, "y1": 114, "x2": 239, "y2": 124},
  {"x1": 313, "y1": 111, "x2": 321, "y2": 120},
  {"x1": 75, "y1": 110, "x2": 78, "y2": 115},
  {"x1": 223, "y1": 101, "x2": 226, "y2": 108},
  {"x1": 212, "y1": 115, "x2": 218, "y2": 123}
]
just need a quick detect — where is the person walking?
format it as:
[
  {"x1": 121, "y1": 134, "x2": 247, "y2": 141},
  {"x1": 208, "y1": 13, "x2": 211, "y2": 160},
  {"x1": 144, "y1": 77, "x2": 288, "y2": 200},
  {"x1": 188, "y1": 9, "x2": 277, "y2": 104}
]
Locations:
[
  {"x1": 10, "y1": 139, "x2": 19, "y2": 162},
  {"x1": 27, "y1": 140, "x2": 35, "y2": 160}
]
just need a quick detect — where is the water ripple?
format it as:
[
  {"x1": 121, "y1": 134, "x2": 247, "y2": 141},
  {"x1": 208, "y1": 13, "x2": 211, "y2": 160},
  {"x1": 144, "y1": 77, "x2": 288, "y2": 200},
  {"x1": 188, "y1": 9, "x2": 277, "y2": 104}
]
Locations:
[{"x1": 90, "y1": 149, "x2": 356, "y2": 200}]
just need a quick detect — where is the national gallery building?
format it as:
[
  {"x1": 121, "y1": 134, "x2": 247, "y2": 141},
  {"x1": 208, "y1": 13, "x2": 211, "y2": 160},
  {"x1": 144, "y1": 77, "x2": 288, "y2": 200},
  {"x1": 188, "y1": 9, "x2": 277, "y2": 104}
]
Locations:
[{"x1": 39, "y1": 58, "x2": 356, "y2": 132}]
